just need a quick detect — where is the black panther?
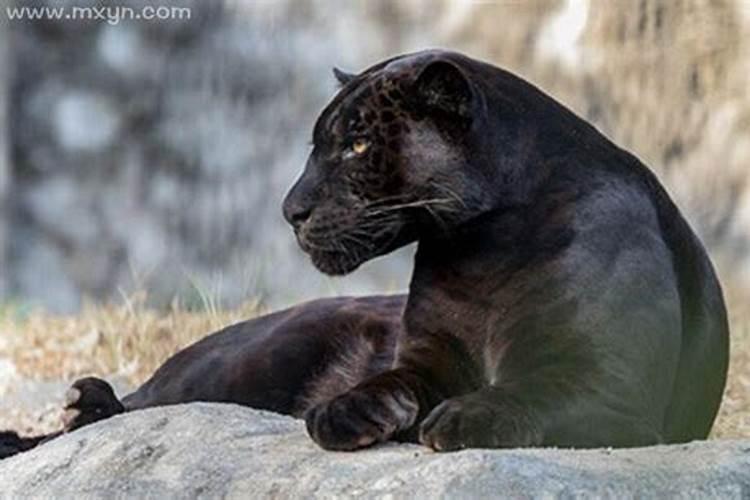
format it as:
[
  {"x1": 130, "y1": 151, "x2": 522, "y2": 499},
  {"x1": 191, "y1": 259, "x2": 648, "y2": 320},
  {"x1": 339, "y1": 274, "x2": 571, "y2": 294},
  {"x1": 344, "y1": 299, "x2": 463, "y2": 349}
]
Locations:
[{"x1": 1, "y1": 50, "x2": 729, "y2": 457}]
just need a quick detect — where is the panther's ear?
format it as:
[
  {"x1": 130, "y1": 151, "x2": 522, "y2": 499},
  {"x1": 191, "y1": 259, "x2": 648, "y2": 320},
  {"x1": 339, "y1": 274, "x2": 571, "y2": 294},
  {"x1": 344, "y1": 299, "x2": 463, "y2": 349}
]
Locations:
[
  {"x1": 333, "y1": 67, "x2": 356, "y2": 86},
  {"x1": 413, "y1": 61, "x2": 473, "y2": 119}
]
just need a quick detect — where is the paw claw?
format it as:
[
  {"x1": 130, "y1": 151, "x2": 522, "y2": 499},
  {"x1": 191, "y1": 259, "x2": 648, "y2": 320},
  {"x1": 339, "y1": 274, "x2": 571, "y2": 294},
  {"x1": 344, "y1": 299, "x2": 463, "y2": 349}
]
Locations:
[
  {"x1": 357, "y1": 434, "x2": 378, "y2": 447},
  {"x1": 306, "y1": 386, "x2": 418, "y2": 451},
  {"x1": 64, "y1": 388, "x2": 81, "y2": 408},
  {"x1": 419, "y1": 394, "x2": 540, "y2": 451},
  {"x1": 62, "y1": 408, "x2": 81, "y2": 431}
]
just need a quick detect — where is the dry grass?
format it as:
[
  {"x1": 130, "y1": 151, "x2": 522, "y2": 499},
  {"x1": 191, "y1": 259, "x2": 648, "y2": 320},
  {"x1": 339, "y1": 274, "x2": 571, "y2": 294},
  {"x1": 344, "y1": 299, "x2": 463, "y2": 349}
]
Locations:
[
  {"x1": 0, "y1": 289, "x2": 748, "y2": 440},
  {"x1": 0, "y1": 292, "x2": 263, "y2": 385},
  {"x1": 0, "y1": 292, "x2": 263, "y2": 435},
  {"x1": 712, "y1": 287, "x2": 750, "y2": 439}
]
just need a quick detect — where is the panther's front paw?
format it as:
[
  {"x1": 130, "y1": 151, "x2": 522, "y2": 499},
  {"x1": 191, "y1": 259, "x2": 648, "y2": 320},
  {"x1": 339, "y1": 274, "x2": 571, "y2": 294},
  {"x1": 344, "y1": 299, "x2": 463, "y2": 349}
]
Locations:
[
  {"x1": 62, "y1": 377, "x2": 125, "y2": 432},
  {"x1": 419, "y1": 394, "x2": 541, "y2": 451},
  {"x1": 305, "y1": 386, "x2": 418, "y2": 451}
]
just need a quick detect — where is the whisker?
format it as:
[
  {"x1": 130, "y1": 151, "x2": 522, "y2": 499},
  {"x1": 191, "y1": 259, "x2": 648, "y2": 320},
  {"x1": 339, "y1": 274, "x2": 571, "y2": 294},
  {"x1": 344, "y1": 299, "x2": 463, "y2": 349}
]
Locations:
[
  {"x1": 364, "y1": 197, "x2": 458, "y2": 216},
  {"x1": 431, "y1": 183, "x2": 468, "y2": 209}
]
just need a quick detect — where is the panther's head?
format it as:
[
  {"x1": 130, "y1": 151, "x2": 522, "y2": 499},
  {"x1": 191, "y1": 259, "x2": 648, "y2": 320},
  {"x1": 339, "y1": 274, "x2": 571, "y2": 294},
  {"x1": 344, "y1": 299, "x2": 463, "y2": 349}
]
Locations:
[{"x1": 283, "y1": 50, "x2": 499, "y2": 275}]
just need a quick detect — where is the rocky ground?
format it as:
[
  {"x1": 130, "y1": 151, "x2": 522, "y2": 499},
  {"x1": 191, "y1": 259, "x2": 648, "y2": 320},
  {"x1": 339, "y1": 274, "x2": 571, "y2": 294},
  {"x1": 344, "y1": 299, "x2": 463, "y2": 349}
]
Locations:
[{"x1": 0, "y1": 404, "x2": 749, "y2": 499}]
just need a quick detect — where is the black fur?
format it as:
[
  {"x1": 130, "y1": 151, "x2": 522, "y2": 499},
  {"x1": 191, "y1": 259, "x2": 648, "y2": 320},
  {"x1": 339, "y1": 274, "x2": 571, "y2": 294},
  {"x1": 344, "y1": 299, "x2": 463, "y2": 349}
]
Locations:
[
  {"x1": 287, "y1": 50, "x2": 729, "y2": 450},
  {"x1": 2, "y1": 50, "x2": 728, "y2": 458}
]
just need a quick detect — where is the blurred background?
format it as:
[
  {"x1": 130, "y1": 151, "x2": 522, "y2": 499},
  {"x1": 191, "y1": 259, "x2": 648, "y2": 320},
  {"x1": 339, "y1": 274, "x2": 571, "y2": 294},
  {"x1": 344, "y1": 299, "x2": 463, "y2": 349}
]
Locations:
[{"x1": 0, "y1": 0, "x2": 748, "y2": 313}]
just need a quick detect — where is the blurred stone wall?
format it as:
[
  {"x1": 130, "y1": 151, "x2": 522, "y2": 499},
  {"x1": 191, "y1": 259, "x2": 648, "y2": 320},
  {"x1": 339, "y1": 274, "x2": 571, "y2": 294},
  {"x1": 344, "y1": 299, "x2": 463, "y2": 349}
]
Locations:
[
  {"x1": 2, "y1": 0, "x2": 749, "y2": 312},
  {"x1": 3, "y1": 0, "x2": 428, "y2": 312}
]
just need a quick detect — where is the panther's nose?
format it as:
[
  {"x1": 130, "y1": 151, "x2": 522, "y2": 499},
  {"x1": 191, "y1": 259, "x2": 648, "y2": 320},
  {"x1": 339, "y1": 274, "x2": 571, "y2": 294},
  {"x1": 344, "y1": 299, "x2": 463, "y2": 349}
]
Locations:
[
  {"x1": 283, "y1": 160, "x2": 319, "y2": 228},
  {"x1": 282, "y1": 199, "x2": 312, "y2": 228}
]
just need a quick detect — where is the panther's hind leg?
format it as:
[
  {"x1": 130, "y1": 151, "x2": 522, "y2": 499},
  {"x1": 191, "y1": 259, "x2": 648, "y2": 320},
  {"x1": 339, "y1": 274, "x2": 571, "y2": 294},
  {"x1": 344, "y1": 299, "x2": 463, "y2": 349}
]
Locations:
[
  {"x1": 0, "y1": 377, "x2": 124, "y2": 460},
  {"x1": 62, "y1": 377, "x2": 126, "y2": 432}
]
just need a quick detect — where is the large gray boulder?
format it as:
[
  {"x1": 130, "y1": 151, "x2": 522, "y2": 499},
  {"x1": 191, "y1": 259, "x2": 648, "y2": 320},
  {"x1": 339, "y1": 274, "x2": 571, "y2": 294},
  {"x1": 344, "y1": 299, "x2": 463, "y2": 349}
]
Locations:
[{"x1": 0, "y1": 403, "x2": 748, "y2": 499}]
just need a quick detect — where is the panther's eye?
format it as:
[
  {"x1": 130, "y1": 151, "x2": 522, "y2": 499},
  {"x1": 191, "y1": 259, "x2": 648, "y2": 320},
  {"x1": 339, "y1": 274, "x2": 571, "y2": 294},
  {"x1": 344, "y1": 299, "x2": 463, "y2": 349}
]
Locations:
[
  {"x1": 352, "y1": 138, "x2": 369, "y2": 155},
  {"x1": 342, "y1": 138, "x2": 370, "y2": 160}
]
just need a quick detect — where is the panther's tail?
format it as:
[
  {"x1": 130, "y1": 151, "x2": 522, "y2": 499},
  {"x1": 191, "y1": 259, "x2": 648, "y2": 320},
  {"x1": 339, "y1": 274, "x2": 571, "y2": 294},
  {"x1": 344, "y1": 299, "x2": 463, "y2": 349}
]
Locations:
[
  {"x1": 0, "y1": 377, "x2": 125, "y2": 460},
  {"x1": 0, "y1": 430, "x2": 60, "y2": 459}
]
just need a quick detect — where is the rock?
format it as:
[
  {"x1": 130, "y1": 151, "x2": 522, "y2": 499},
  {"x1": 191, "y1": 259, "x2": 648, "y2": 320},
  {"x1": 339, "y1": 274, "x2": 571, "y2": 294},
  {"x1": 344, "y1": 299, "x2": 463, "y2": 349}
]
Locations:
[{"x1": 0, "y1": 403, "x2": 748, "y2": 499}]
